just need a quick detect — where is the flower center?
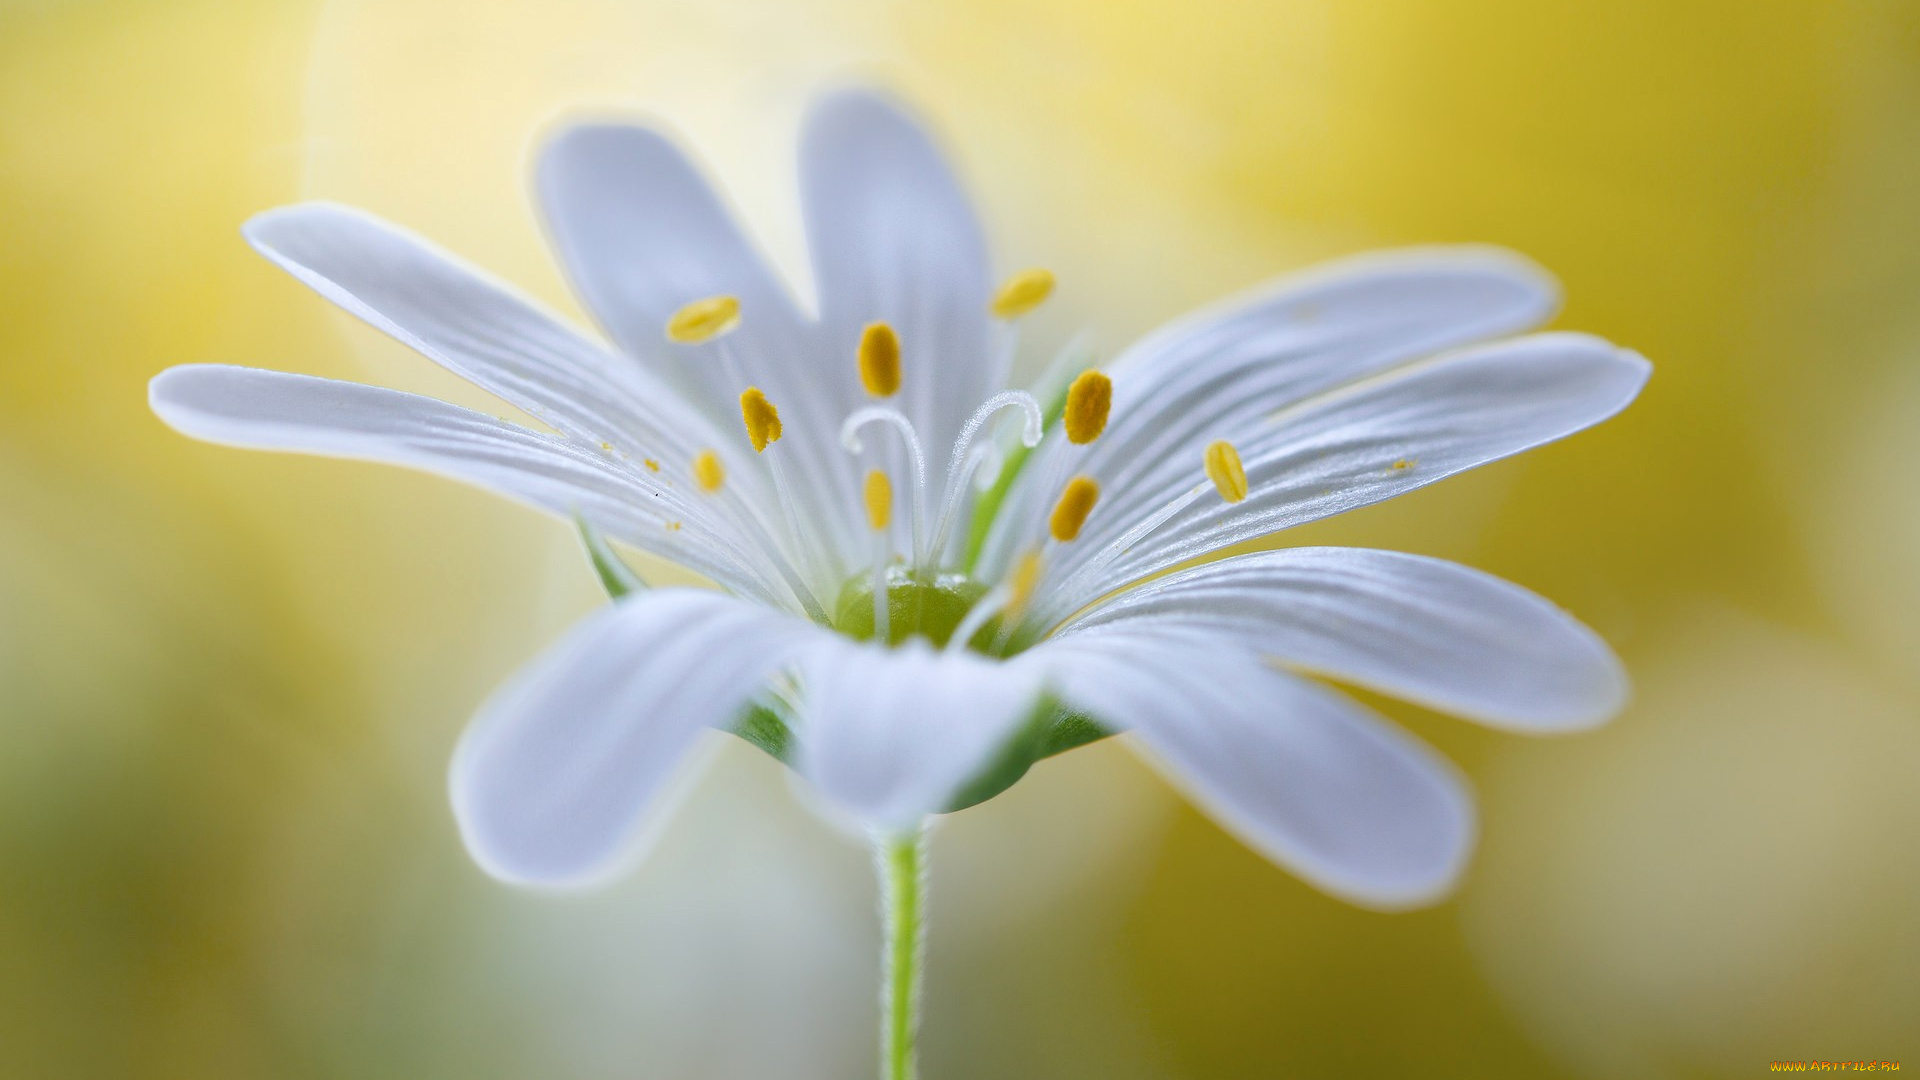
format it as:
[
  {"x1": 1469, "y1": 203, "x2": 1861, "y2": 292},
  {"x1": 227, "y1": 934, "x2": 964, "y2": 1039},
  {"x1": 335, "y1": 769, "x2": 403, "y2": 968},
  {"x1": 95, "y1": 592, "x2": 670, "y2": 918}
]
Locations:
[
  {"x1": 833, "y1": 569, "x2": 991, "y2": 649},
  {"x1": 660, "y1": 283, "x2": 1249, "y2": 648}
]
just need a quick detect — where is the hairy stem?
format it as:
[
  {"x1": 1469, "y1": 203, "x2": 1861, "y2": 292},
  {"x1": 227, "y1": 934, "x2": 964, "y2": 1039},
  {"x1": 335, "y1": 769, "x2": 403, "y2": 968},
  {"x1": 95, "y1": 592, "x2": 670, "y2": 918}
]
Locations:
[{"x1": 877, "y1": 824, "x2": 928, "y2": 1080}]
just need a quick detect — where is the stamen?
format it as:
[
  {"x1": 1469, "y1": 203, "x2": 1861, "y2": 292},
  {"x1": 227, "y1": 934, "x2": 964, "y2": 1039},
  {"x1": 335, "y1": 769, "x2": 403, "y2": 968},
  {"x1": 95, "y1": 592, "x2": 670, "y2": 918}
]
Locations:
[
  {"x1": 858, "y1": 322, "x2": 902, "y2": 398},
  {"x1": 842, "y1": 407, "x2": 929, "y2": 562},
  {"x1": 693, "y1": 450, "x2": 725, "y2": 493},
  {"x1": 923, "y1": 390, "x2": 1046, "y2": 567},
  {"x1": 665, "y1": 295, "x2": 741, "y2": 343},
  {"x1": 667, "y1": 443, "x2": 828, "y2": 624},
  {"x1": 1063, "y1": 370, "x2": 1112, "y2": 445},
  {"x1": 1204, "y1": 439, "x2": 1248, "y2": 503},
  {"x1": 991, "y1": 268, "x2": 1055, "y2": 320},
  {"x1": 1007, "y1": 550, "x2": 1043, "y2": 621},
  {"x1": 1049, "y1": 475, "x2": 1101, "y2": 542},
  {"x1": 864, "y1": 469, "x2": 894, "y2": 532},
  {"x1": 948, "y1": 550, "x2": 1043, "y2": 655},
  {"x1": 739, "y1": 386, "x2": 784, "y2": 453},
  {"x1": 738, "y1": 385, "x2": 823, "y2": 587},
  {"x1": 1032, "y1": 481, "x2": 1210, "y2": 633},
  {"x1": 866, "y1": 468, "x2": 895, "y2": 645}
]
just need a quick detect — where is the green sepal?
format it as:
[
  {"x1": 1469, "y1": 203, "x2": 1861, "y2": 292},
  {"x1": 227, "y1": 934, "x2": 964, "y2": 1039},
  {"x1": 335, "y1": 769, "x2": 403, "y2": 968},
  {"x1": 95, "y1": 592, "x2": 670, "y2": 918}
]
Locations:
[
  {"x1": 1036, "y1": 708, "x2": 1112, "y2": 758},
  {"x1": 943, "y1": 696, "x2": 1112, "y2": 812},
  {"x1": 575, "y1": 513, "x2": 645, "y2": 599},
  {"x1": 731, "y1": 701, "x2": 794, "y2": 762}
]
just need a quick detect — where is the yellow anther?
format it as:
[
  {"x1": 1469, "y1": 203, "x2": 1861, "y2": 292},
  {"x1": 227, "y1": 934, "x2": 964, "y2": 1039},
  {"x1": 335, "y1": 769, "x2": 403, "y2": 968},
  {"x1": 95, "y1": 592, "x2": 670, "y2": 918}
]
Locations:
[
  {"x1": 991, "y1": 268, "x2": 1055, "y2": 320},
  {"x1": 1007, "y1": 550, "x2": 1043, "y2": 619},
  {"x1": 1204, "y1": 440, "x2": 1248, "y2": 503},
  {"x1": 1063, "y1": 369, "x2": 1112, "y2": 445},
  {"x1": 739, "y1": 386, "x2": 783, "y2": 453},
  {"x1": 858, "y1": 322, "x2": 902, "y2": 398},
  {"x1": 864, "y1": 469, "x2": 894, "y2": 532},
  {"x1": 1048, "y1": 475, "x2": 1101, "y2": 542},
  {"x1": 1391, "y1": 458, "x2": 1416, "y2": 471},
  {"x1": 693, "y1": 450, "x2": 725, "y2": 493},
  {"x1": 643, "y1": 458, "x2": 660, "y2": 472},
  {"x1": 665, "y1": 295, "x2": 741, "y2": 344}
]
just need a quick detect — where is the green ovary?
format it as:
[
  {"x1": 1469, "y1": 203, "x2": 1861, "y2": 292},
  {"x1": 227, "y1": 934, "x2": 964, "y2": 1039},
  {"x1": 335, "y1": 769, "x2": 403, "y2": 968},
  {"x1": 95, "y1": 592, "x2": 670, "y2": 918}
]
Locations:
[{"x1": 834, "y1": 567, "x2": 991, "y2": 649}]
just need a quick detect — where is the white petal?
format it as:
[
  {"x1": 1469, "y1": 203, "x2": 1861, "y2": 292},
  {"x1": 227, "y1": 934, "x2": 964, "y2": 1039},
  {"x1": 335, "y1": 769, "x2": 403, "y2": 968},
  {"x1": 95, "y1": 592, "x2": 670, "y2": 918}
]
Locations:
[
  {"x1": 794, "y1": 638, "x2": 1043, "y2": 828},
  {"x1": 245, "y1": 202, "x2": 722, "y2": 464},
  {"x1": 536, "y1": 124, "x2": 806, "y2": 410},
  {"x1": 979, "y1": 247, "x2": 1559, "y2": 577},
  {"x1": 1038, "y1": 627, "x2": 1475, "y2": 908},
  {"x1": 1030, "y1": 333, "x2": 1650, "y2": 626},
  {"x1": 539, "y1": 123, "x2": 865, "y2": 579},
  {"x1": 149, "y1": 365, "x2": 785, "y2": 605},
  {"x1": 800, "y1": 90, "x2": 995, "y2": 480},
  {"x1": 451, "y1": 590, "x2": 821, "y2": 885},
  {"x1": 1066, "y1": 547, "x2": 1628, "y2": 731}
]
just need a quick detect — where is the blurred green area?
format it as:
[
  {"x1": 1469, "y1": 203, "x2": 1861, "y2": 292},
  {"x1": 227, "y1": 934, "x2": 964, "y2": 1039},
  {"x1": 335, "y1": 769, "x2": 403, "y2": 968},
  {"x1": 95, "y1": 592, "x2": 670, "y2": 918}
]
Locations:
[{"x1": 2, "y1": 0, "x2": 1916, "y2": 1077}]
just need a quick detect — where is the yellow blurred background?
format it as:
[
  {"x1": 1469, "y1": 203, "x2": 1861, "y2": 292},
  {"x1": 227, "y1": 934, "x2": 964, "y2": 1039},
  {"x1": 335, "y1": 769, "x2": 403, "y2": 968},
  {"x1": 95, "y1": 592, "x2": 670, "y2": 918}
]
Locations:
[{"x1": 3, "y1": 0, "x2": 1917, "y2": 1076}]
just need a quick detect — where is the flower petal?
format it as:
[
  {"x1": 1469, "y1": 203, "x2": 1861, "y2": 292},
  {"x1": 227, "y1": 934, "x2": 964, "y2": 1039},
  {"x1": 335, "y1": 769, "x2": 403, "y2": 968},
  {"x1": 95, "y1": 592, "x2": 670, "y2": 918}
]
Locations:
[
  {"x1": 1066, "y1": 547, "x2": 1628, "y2": 731},
  {"x1": 800, "y1": 89, "x2": 995, "y2": 479},
  {"x1": 244, "y1": 202, "x2": 723, "y2": 464},
  {"x1": 979, "y1": 247, "x2": 1559, "y2": 576},
  {"x1": 794, "y1": 638, "x2": 1043, "y2": 828},
  {"x1": 539, "y1": 123, "x2": 865, "y2": 580},
  {"x1": 1038, "y1": 627, "x2": 1475, "y2": 908},
  {"x1": 1029, "y1": 333, "x2": 1650, "y2": 626},
  {"x1": 535, "y1": 124, "x2": 808, "y2": 410},
  {"x1": 451, "y1": 589, "x2": 820, "y2": 885},
  {"x1": 149, "y1": 364, "x2": 787, "y2": 605}
]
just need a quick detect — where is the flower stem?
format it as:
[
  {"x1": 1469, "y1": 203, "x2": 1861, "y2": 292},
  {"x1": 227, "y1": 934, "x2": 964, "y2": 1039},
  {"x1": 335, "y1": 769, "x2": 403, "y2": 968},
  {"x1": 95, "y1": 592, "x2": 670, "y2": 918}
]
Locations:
[{"x1": 876, "y1": 824, "x2": 928, "y2": 1080}]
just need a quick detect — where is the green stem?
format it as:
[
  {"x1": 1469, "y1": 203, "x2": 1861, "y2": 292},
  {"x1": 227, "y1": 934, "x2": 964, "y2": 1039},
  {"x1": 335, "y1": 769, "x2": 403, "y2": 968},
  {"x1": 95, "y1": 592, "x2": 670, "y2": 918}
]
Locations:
[{"x1": 877, "y1": 824, "x2": 927, "y2": 1080}]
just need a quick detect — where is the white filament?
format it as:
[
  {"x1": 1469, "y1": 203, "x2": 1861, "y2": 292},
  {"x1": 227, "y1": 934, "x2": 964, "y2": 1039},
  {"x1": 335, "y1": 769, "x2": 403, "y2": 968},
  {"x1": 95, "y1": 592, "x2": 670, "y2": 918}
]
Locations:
[
  {"x1": 945, "y1": 584, "x2": 1011, "y2": 655},
  {"x1": 871, "y1": 534, "x2": 892, "y2": 644},
  {"x1": 1032, "y1": 481, "x2": 1209, "y2": 632}
]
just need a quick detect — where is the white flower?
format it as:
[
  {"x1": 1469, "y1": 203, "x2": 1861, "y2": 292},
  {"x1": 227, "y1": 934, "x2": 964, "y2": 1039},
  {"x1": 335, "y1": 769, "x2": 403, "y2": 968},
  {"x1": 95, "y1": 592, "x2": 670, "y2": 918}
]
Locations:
[{"x1": 150, "y1": 90, "x2": 1647, "y2": 908}]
